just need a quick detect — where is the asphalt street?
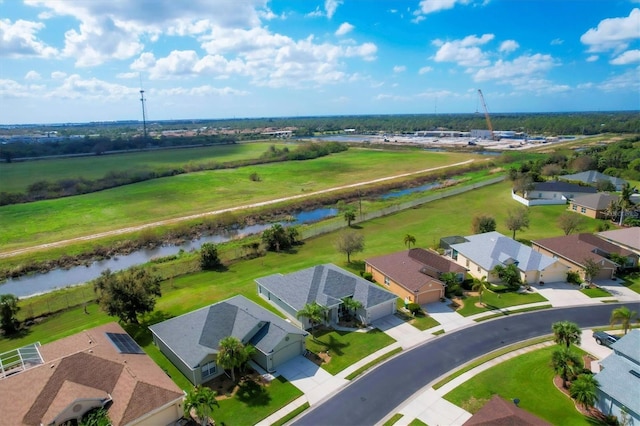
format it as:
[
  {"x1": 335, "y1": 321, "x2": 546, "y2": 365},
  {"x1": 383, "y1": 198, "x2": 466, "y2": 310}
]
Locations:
[{"x1": 293, "y1": 302, "x2": 640, "y2": 426}]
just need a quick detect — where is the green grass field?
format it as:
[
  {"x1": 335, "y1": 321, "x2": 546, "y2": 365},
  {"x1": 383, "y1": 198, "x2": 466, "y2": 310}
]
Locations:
[
  {"x1": 457, "y1": 290, "x2": 549, "y2": 316},
  {"x1": 0, "y1": 148, "x2": 479, "y2": 251},
  {"x1": 0, "y1": 143, "x2": 286, "y2": 193},
  {"x1": 444, "y1": 345, "x2": 590, "y2": 425}
]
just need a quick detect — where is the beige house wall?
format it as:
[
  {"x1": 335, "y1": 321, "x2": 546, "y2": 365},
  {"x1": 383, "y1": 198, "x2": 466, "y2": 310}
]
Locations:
[{"x1": 365, "y1": 264, "x2": 444, "y2": 304}]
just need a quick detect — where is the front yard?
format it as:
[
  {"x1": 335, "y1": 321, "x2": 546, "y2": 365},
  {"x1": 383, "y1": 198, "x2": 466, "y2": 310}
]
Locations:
[
  {"x1": 305, "y1": 327, "x2": 396, "y2": 375},
  {"x1": 455, "y1": 289, "x2": 548, "y2": 317},
  {"x1": 444, "y1": 345, "x2": 591, "y2": 425}
]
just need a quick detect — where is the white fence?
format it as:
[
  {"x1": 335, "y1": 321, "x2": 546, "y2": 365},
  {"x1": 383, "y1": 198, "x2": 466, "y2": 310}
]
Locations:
[{"x1": 511, "y1": 191, "x2": 567, "y2": 207}]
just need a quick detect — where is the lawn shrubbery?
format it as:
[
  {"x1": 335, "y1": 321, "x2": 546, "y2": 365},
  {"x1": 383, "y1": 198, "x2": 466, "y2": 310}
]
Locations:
[{"x1": 567, "y1": 271, "x2": 582, "y2": 285}]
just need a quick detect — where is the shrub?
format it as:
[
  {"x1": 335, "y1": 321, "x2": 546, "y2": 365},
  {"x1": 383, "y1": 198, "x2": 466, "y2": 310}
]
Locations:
[
  {"x1": 567, "y1": 271, "x2": 582, "y2": 285},
  {"x1": 407, "y1": 303, "x2": 422, "y2": 315},
  {"x1": 249, "y1": 172, "x2": 261, "y2": 182},
  {"x1": 361, "y1": 272, "x2": 374, "y2": 282}
]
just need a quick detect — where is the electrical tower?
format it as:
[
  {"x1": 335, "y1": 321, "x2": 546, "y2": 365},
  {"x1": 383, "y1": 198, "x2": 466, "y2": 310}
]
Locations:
[{"x1": 139, "y1": 77, "x2": 148, "y2": 139}]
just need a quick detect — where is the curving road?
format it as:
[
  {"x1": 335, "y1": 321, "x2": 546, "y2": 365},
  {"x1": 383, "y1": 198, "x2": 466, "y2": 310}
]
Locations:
[{"x1": 294, "y1": 302, "x2": 640, "y2": 426}]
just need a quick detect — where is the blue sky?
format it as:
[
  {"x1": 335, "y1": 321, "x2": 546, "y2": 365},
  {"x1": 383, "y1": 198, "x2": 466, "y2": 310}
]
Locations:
[{"x1": 1, "y1": 0, "x2": 639, "y2": 124}]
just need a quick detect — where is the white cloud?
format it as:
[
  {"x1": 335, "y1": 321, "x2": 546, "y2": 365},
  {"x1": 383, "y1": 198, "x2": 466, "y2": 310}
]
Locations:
[
  {"x1": 551, "y1": 38, "x2": 563, "y2": 45},
  {"x1": 46, "y1": 74, "x2": 138, "y2": 100},
  {"x1": 154, "y1": 85, "x2": 248, "y2": 97},
  {"x1": 580, "y1": 8, "x2": 640, "y2": 53},
  {"x1": 0, "y1": 79, "x2": 32, "y2": 98},
  {"x1": 51, "y1": 71, "x2": 67, "y2": 79},
  {"x1": 416, "y1": 0, "x2": 468, "y2": 15},
  {"x1": 23, "y1": 0, "x2": 269, "y2": 66},
  {"x1": 499, "y1": 40, "x2": 519, "y2": 53},
  {"x1": 610, "y1": 49, "x2": 640, "y2": 65},
  {"x1": 306, "y1": 7, "x2": 323, "y2": 18},
  {"x1": 597, "y1": 68, "x2": 640, "y2": 92},
  {"x1": 0, "y1": 19, "x2": 58, "y2": 58},
  {"x1": 393, "y1": 65, "x2": 406, "y2": 73},
  {"x1": 586, "y1": 55, "x2": 599, "y2": 62},
  {"x1": 325, "y1": 0, "x2": 342, "y2": 19},
  {"x1": 433, "y1": 34, "x2": 494, "y2": 67},
  {"x1": 335, "y1": 22, "x2": 354, "y2": 36},
  {"x1": 25, "y1": 70, "x2": 41, "y2": 80},
  {"x1": 473, "y1": 53, "x2": 557, "y2": 82},
  {"x1": 116, "y1": 72, "x2": 139, "y2": 79},
  {"x1": 418, "y1": 66, "x2": 433, "y2": 74}
]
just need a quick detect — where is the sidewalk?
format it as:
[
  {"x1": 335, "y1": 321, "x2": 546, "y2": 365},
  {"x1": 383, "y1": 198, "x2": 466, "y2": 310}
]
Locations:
[{"x1": 259, "y1": 286, "x2": 637, "y2": 425}]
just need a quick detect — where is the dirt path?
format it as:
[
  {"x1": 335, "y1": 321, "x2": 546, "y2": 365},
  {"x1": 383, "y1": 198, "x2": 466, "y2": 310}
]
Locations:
[{"x1": 0, "y1": 159, "x2": 476, "y2": 259}]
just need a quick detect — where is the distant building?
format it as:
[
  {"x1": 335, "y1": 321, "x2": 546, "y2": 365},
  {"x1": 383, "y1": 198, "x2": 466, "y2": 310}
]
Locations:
[{"x1": 559, "y1": 170, "x2": 628, "y2": 191}]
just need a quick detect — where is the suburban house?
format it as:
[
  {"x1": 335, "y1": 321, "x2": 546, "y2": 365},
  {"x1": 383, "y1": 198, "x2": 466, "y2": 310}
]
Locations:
[
  {"x1": 594, "y1": 330, "x2": 640, "y2": 425},
  {"x1": 597, "y1": 227, "x2": 640, "y2": 257},
  {"x1": 558, "y1": 170, "x2": 628, "y2": 191},
  {"x1": 463, "y1": 395, "x2": 551, "y2": 425},
  {"x1": 444, "y1": 231, "x2": 569, "y2": 284},
  {"x1": 514, "y1": 181, "x2": 597, "y2": 206},
  {"x1": 532, "y1": 233, "x2": 637, "y2": 280},
  {"x1": 568, "y1": 193, "x2": 619, "y2": 219},
  {"x1": 365, "y1": 248, "x2": 466, "y2": 304},
  {"x1": 0, "y1": 322, "x2": 184, "y2": 426},
  {"x1": 256, "y1": 263, "x2": 397, "y2": 329},
  {"x1": 149, "y1": 295, "x2": 307, "y2": 385}
]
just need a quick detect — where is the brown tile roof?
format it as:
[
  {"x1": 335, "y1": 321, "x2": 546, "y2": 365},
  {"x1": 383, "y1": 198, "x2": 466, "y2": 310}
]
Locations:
[
  {"x1": 463, "y1": 395, "x2": 552, "y2": 425},
  {"x1": 532, "y1": 233, "x2": 630, "y2": 268},
  {"x1": 0, "y1": 322, "x2": 184, "y2": 426},
  {"x1": 598, "y1": 227, "x2": 640, "y2": 251},
  {"x1": 571, "y1": 193, "x2": 619, "y2": 210},
  {"x1": 366, "y1": 249, "x2": 465, "y2": 293}
]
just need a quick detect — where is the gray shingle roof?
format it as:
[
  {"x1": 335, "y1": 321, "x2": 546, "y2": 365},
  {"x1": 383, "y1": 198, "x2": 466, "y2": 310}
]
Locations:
[
  {"x1": 149, "y1": 295, "x2": 306, "y2": 368},
  {"x1": 572, "y1": 193, "x2": 619, "y2": 210},
  {"x1": 559, "y1": 170, "x2": 627, "y2": 187},
  {"x1": 256, "y1": 264, "x2": 397, "y2": 312},
  {"x1": 595, "y1": 330, "x2": 640, "y2": 416},
  {"x1": 450, "y1": 231, "x2": 559, "y2": 272},
  {"x1": 531, "y1": 181, "x2": 597, "y2": 194}
]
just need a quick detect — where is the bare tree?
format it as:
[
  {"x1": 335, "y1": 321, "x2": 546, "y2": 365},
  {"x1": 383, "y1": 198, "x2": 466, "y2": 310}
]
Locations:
[
  {"x1": 335, "y1": 231, "x2": 365, "y2": 263},
  {"x1": 557, "y1": 212, "x2": 586, "y2": 235},
  {"x1": 505, "y1": 207, "x2": 530, "y2": 240}
]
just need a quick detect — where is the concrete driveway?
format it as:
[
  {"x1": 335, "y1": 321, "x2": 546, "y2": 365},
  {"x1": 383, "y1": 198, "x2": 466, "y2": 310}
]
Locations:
[
  {"x1": 424, "y1": 300, "x2": 475, "y2": 332},
  {"x1": 533, "y1": 280, "x2": 594, "y2": 307},
  {"x1": 276, "y1": 355, "x2": 333, "y2": 395},
  {"x1": 578, "y1": 329, "x2": 613, "y2": 372},
  {"x1": 373, "y1": 314, "x2": 424, "y2": 349},
  {"x1": 595, "y1": 279, "x2": 640, "y2": 302}
]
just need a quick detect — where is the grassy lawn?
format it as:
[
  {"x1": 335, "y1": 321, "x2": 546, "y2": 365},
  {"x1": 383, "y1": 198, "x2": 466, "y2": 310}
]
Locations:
[
  {"x1": 0, "y1": 149, "x2": 477, "y2": 250},
  {"x1": 271, "y1": 402, "x2": 310, "y2": 426},
  {"x1": 214, "y1": 376, "x2": 303, "y2": 426},
  {"x1": 383, "y1": 413, "x2": 404, "y2": 426},
  {"x1": 408, "y1": 419, "x2": 428, "y2": 426},
  {"x1": 305, "y1": 328, "x2": 396, "y2": 375},
  {"x1": 619, "y1": 271, "x2": 640, "y2": 294},
  {"x1": 580, "y1": 286, "x2": 612, "y2": 298},
  {"x1": 444, "y1": 345, "x2": 590, "y2": 425},
  {"x1": 0, "y1": 143, "x2": 285, "y2": 193},
  {"x1": 456, "y1": 289, "x2": 549, "y2": 317}
]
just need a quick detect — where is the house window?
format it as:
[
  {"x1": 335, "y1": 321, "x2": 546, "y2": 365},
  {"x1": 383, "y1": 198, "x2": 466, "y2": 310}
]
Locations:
[
  {"x1": 477, "y1": 266, "x2": 481, "y2": 272},
  {"x1": 466, "y1": 259, "x2": 470, "y2": 268},
  {"x1": 580, "y1": 207, "x2": 586, "y2": 213},
  {"x1": 572, "y1": 205, "x2": 577, "y2": 211},
  {"x1": 384, "y1": 276, "x2": 390, "y2": 286},
  {"x1": 201, "y1": 361, "x2": 216, "y2": 378}
]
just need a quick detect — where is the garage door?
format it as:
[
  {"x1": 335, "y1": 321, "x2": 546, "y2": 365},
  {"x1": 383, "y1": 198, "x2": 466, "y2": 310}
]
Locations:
[
  {"x1": 272, "y1": 340, "x2": 304, "y2": 369},
  {"x1": 416, "y1": 289, "x2": 442, "y2": 304},
  {"x1": 367, "y1": 300, "x2": 395, "y2": 323}
]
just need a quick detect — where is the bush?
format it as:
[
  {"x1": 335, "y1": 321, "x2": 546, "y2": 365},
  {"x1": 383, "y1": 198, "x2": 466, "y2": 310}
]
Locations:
[
  {"x1": 407, "y1": 303, "x2": 422, "y2": 315},
  {"x1": 566, "y1": 271, "x2": 582, "y2": 285},
  {"x1": 200, "y1": 243, "x2": 222, "y2": 270},
  {"x1": 361, "y1": 272, "x2": 374, "y2": 282},
  {"x1": 249, "y1": 172, "x2": 261, "y2": 182}
]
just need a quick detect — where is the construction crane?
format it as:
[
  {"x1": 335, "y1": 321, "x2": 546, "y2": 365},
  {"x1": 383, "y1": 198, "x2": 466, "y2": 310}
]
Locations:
[{"x1": 477, "y1": 89, "x2": 495, "y2": 140}]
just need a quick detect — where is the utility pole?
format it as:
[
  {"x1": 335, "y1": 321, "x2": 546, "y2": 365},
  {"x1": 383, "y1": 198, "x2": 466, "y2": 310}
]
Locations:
[{"x1": 139, "y1": 74, "x2": 148, "y2": 139}]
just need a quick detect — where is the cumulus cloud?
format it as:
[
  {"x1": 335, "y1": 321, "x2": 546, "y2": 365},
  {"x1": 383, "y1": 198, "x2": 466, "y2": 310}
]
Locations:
[
  {"x1": 580, "y1": 8, "x2": 640, "y2": 53},
  {"x1": 551, "y1": 38, "x2": 563, "y2": 45},
  {"x1": 25, "y1": 70, "x2": 41, "y2": 80},
  {"x1": 610, "y1": 49, "x2": 640, "y2": 65},
  {"x1": 393, "y1": 65, "x2": 406, "y2": 73},
  {"x1": 597, "y1": 68, "x2": 640, "y2": 92},
  {"x1": 116, "y1": 72, "x2": 139, "y2": 79},
  {"x1": 499, "y1": 40, "x2": 519, "y2": 53},
  {"x1": 0, "y1": 18, "x2": 58, "y2": 58},
  {"x1": 416, "y1": 0, "x2": 468, "y2": 15},
  {"x1": 335, "y1": 22, "x2": 354, "y2": 36},
  {"x1": 22, "y1": 0, "x2": 269, "y2": 65},
  {"x1": 586, "y1": 55, "x2": 599, "y2": 62},
  {"x1": 418, "y1": 66, "x2": 433, "y2": 74},
  {"x1": 154, "y1": 85, "x2": 248, "y2": 97},
  {"x1": 473, "y1": 53, "x2": 557, "y2": 82},
  {"x1": 51, "y1": 71, "x2": 67, "y2": 79},
  {"x1": 46, "y1": 74, "x2": 138, "y2": 99},
  {"x1": 433, "y1": 34, "x2": 494, "y2": 67}
]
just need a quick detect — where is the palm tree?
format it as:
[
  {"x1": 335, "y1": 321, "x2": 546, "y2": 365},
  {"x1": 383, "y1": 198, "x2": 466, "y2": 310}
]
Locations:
[
  {"x1": 471, "y1": 276, "x2": 488, "y2": 304},
  {"x1": 404, "y1": 234, "x2": 416, "y2": 249},
  {"x1": 619, "y1": 183, "x2": 637, "y2": 225},
  {"x1": 217, "y1": 336, "x2": 249, "y2": 382},
  {"x1": 610, "y1": 306, "x2": 638, "y2": 335},
  {"x1": 183, "y1": 386, "x2": 218, "y2": 426},
  {"x1": 341, "y1": 297, "x2": 363, "y2": 322},
  {"x1": 551, "y1": 347, "x2": 582, "y2": 388},
  {"x1": 297, "y1": 302, "x2": 328, "y2": 339},
  {"x1": 570, "y1": 374, "x2": 599, "y2": 411},
  {"x1": 552, "y1": 321, "x2": 582, "y2": 348}
]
